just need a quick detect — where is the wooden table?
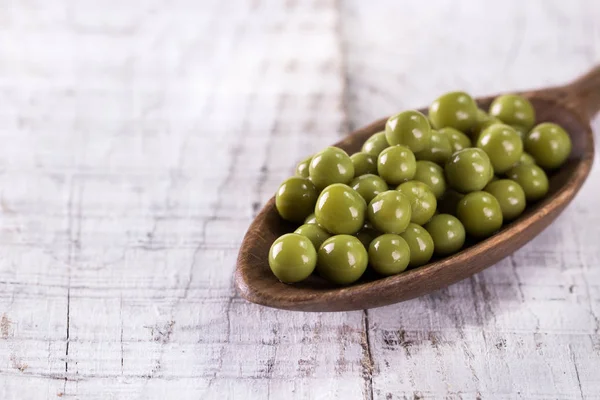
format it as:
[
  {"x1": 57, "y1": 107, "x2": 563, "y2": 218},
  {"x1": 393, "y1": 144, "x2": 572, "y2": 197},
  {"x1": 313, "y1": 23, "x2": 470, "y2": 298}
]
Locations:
[{"x1": 1, "y1": 1, "x2": 600, "y2": 398}]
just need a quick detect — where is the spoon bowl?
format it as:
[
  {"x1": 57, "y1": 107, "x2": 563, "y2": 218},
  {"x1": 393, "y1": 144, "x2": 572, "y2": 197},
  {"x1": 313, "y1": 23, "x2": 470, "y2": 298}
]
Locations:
[{"x1": 235, "y1": 66, "x2": 600, "y2": 312}]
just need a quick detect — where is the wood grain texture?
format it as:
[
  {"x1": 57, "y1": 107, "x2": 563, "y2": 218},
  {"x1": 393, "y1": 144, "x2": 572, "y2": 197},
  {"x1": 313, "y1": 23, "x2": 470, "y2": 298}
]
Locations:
[{"x1": 1, "y1": 0, "x2": 600, "y2": 399}]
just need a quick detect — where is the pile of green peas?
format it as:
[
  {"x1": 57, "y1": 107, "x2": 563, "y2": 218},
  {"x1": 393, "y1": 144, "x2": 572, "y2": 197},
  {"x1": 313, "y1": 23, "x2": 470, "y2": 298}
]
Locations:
[{"x1": 269, "y1": 92, "x2": 572, "y2": 285}]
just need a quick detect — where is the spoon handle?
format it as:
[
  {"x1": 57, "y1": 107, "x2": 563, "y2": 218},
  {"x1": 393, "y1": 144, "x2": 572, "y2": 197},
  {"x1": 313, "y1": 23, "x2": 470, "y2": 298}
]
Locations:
[{"x1": 563, "y1": 65, "x2": 600, "y2": 121}]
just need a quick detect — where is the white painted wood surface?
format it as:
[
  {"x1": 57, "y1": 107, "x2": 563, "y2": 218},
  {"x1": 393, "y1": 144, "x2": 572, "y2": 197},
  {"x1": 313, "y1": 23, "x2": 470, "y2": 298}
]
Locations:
[{"x1": 1, "y1": 1, "x2": 599, "y2": 399}]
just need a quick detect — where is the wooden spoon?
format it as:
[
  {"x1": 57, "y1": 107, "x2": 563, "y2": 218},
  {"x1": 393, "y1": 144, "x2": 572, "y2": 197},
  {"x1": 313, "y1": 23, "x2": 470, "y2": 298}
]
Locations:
[{"x1": 235, "y1": 66, "x2": 600, "y2": 312}]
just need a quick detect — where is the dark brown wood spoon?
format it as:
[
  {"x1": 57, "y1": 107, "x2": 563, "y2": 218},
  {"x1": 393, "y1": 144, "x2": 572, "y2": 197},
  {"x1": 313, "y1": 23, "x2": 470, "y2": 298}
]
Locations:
[{"x1": 235, "y1": 66, "x2": 600, "y2": 312}]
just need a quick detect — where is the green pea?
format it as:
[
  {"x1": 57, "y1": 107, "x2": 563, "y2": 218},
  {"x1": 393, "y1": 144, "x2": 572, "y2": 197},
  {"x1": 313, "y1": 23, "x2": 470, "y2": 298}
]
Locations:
[
  {"x1": 445, "y1": 148, "x2": 493, "y2": 193},
  {"x1": 524, "y1": 122, "x2": 572, "y2": 169},
  {"x1": 424, "y1": 214, "x2": 466, "y2": 256},
  {"x1": 484, "y1": 179, "x2": 526, "y2": 221},
  {"x1": 471, "y1": 109, "x2": 502, "y2": 140},
  {"x1": 309, "y1": 146, "x2": 354, "y2": 190},
  {"x1": 351, "y1": 174, "x2": 389, "y2": 204},
  {"x1": 269, "y1": 233, "x2": 317, "y2": 283},
  {"x1": 437, "y1": 190, "x2": 464, "y2": 215},
  {"x1": 368, "y1": 234, "x2": 411, "y2": 276},
  {"x1": 362, "y1": 131, "x2": 389, "y2": 156},
  {"x1": 275, "y1": 177, "x2": 318, "y2": 223},
  {"x1": 304, "y1": 213, "x2": 317, "y2": 225},
  {"x1": 440, "y1": 127, "x2": 472, "y2": 153},
  {"x1": 295, "y1": 155, "x2": 312, "y2": 178},
  {"x1": 356, "y1": 222, "x2": 381, "y2": 249},
  {"x1": 317, "y1": 235, "x2": 368, "y2": 285},
  {"x1": 509, "y1": 124, "x2": 528, "y2": 139},
  {"x1": 413, "y1": 160, "x2": 447, "y2": 199},
  {"x1": 414, "y1": 130, "x2": 453, "y2": 165},
  {"x1": 399, "y1": 223, "x2": 434, "y2": 267},
  {"x1": 385, "y1": 110, "x2": 432, "y2": 152},
  {"x1": 294, "y1": 224, "x2": 331, "y2": 250},
  {"x1": 396, "y1": 181, "x2": 437, "y2": 225},
  {"x1": 351, "y1": 152, "x2": 378, "y2": 177},
  {"x1": 476, "y1": 124, "x2": 523, "y2": 174},
  {"x1": 377, "y1": 145, "x2": 417, "y2": 185},
  {"x1": 517, "y1": 152, "x2": 536, "y2": 166},
  {"x1": 489, "y1": 94, "x2": 536, "y2": 131},
  {"x1": 367, "y1": 190, "x2": 412, "y2": 234},
  {"x1": 456, "y1": 191, "x2": 503, "y2": 238},
  {"x1": 429, "y1": 91, "x2": 478, "y2": 132},
  {"x1": 315, "y1": 184, "x2": 366, "y2": 235},
  {"x1": 506, "y1": 164, "x2": 549, "y2": 202}
]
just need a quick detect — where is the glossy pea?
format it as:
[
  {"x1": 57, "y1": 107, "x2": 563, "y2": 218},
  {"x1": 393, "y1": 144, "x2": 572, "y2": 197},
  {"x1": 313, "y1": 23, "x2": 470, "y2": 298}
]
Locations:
[
  {"x1": 351, "y1": 152, "x2": 378, "y2": 177},
  {"x1": 269, "y1": 233, "x2": 317, "y2": 283},
  {"x1": 396, "y1": 181, "x2": 437, "y2": 225},
  {"x1": 414, "y1": 130, "x2": 453, "y2": 165},
  {"x1": 304, "y1": 213, "x2": 317, "y2": 225},
  {"x1": 362, "y1": 131, "x2": 389, "y2": 157},
  {"x1": 377, "y1": 145, "x2": 417, "y2": 185},
  {"x1": 424, "y1": 214, "x2": 466, "y2": 256},
  {"x1": 506, "y1": 164, "x2": 549, "y2": 202},
  {"x1": 294, "y1": 224, "x2": 331, "y2": 250},
  {"x1": 456, "y1": 191, "x2": 503, "y2": 238},
  {"x1": 315, "y1": 184, "x2": 366, "y2": 235},
  {"x1": 476, "y1": 124, "x2": 523, "y2": 174},
  {"x1": 440, "y1": 127, "x2": 472, "y2": 153},
  {"x1": 351, "y1": 174, "x2": 389, "y2": 204},
  {"x1": 471, "y1": 109, "x2": 502, "y2": 140},
  {"x1": 399, "y1": 223, "x2": 435, "y2": 267},
  {"x1": 309, "y1": 146, "x2": 354, "y2": 190},
  {"x1": 295, "y1": 155, "x2": 312, "y2": 178},
  {"x1": 367, "y1": 190, "x2": 412, "y2": 234},
  {"x1": 413, "y1": 160, "x2": 447, "y2": 199},
  {"x1": 524, "y1": 123, "x2": 572, "y2": 169},
  {"x1": 317, "y1": 235, "x2": 368, "y2": 285},
  {"x1": 445, "y1": 148, "x2": 493, "y2": 193},
  {"x1": 275, "y1": 177, "x2": 318, "y2": 223},
  {"x1": 368, "y1": 234, "x2": 411, "y2": 276},
  {"x1": 429, "y1": 91, "x2": 478, "y2": 132},
  {"x1": 484, "y1": 179, "x2": 526, "y2": 221},
  {"x1": 489, "y1": 94, "x2": 536, "y2": 131},
  {"x1": 385, "y1": 110, "x2": 432, "y2": 152},
  {"x1": 518, "y1": 152, "x2": 536, "y2": 166}
]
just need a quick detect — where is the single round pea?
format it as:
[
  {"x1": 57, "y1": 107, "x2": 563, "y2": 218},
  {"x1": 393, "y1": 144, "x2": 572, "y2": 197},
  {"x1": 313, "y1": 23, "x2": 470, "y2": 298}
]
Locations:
[
  {"x1": 275, "y1": 177, "x2": 318, "y2": 223},
  {"x1": 385, "y1": 110, "x2": 432, "y2": 152},
  {"x1": 414, "y1": 130, "x2": 453, "y2": 165},
  {"x1": 506, "y1": 164, "x2": 549, "y2": 202},
  {"x1": 304, "y1": 213, "x2": 317, "y2": 225},
  {"x1": 317, "y1": 235, "x2": 368, "y2": 285},
  {"x1": 440, "y1": 127, "x2": 472, "y2": 153},
  {"x1": 524, "y1": 122, "x2": 572, "y2": 169},
  {"x1": 295, "y1": 155, "x2": 312, "y2": 178},
  {"x1": 456, "y1": 191, "x2": 503, "y2": 238},
  {"x1": 424, "y1": 214, "x2": 466, "y2": 256},
  {"x1": 437, "y1": 189, "x2": 464, "y2": 215},
  {"x1": 377, "y1": 145, "x2": 417, "y2": 185},
  {"x1": 484, "y1": 179, "x2": 526, "y2": 221},
  {"x1": 396, "y1": 181, "x2": 437, "y2": 225},
  {"x1": 367, "y1": 190, "x2": 412, "y2": 234},
  {"x1": 294, "y1": 224, "x2": 331, "y2": 250},
  {"x1": 413, "y1": 160, "x2": 447, "y2": 199},
  {"x1": 350, "y1": 152, "x2": 378, "y2": 177},
  {"x1": 489, "y1": 94, "x2": 536, "y2": 131},
  {"x1": 269, "y1": 233, "x2": 317, "y2": 283},
  {"x1": 368, "y1": 234, "x2": 411, "y2": 276},
  {"x1": 429, "y1": 91, "x2": 478, "y2": 132},
  {"x1": 309, "y1": 146, "x2": 354, "y2": 191},
  {"x1": 356, "y1": 222, "x2": 381, "y2": 249},
  {"x1": 445, "y1": 148, "x2": 493, "y2": 193},
  {"x1": 315, "y1": 184, "x2": 366, "y2": 234},
  {"x1": 362, "y1": 131, "x2": 389, "y2": 157},
  {"x1": 476, "y1": 124, "x2": 523, "y2": 174},
  {"x1": 518, "y1": 152, "x2": 536, "y2": 166},
  {"x1": 399, "y1": 223, "x2": 434, "y2": 267},
  {"x1": 351, "y1": 174, "x2": 389, "y2": 204}
]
